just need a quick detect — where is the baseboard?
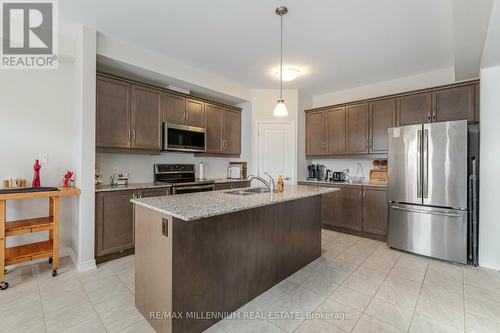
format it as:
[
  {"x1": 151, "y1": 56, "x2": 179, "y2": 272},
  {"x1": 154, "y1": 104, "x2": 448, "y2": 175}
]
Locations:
[{"x1": 76, "y1": 259, "x2": 97, "y2": 272}]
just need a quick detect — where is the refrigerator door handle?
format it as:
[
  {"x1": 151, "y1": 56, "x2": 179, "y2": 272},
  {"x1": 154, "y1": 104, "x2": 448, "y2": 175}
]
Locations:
[
  {"x1": 417, "y1": 129, "x2": 422, "y2": 198},
  {"x1": 423, "y1": 129, "x2": 429, "y2": 199},
  {"x1": 390, "y1": 205, "x2": 461, "y2": 217}
]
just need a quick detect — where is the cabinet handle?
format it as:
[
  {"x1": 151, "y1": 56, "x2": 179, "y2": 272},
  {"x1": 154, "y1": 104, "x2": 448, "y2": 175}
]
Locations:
[
  {"x1": 162, "y1": 218, "x2": 168, "y2": 237},
  {"x1": 128, "y1": 130, "x2": 131, "y2": 142},
  {"x1": 432, "y1": 108, "x2": 436, "y2": 120},
  {"x1": 132, "y1": 129, "x2": 136, "y2": 143}
]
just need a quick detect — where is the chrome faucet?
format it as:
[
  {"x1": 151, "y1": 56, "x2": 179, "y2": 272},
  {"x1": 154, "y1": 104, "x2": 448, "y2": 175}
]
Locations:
[
  {"x1": 247, "y1": 175, "x2": 273, "y2": 192},
  {"x1": 264, "y1": 172, "x2": 276, "y2": 192}
]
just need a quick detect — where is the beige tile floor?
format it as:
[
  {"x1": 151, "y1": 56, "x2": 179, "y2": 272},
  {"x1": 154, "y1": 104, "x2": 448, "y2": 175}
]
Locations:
[{"x1": 2, "y1": 229, "x2": 500, "y2": 333}]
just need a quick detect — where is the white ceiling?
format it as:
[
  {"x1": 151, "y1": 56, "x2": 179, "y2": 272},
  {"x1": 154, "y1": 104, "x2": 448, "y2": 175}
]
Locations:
[{"x1": 61, "y1": 0, "x2": 491, "y2": 96}]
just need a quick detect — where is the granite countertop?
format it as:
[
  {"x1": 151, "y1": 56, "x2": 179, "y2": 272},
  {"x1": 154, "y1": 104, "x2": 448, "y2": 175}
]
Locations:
[
  {"x1": 131, "y1": 185, "x2": 337, "y2": 221},
  {"x1": 95, "y1": 182, "x2": 172, "y2": 192},
  {"x1": 297, "y1": 179, "x2": 387, "y2": 188}
]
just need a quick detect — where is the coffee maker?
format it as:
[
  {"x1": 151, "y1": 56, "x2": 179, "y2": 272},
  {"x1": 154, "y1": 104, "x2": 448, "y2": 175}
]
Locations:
[{"x1": 307, "y1": 164, "x2": 326, "y2": 181}]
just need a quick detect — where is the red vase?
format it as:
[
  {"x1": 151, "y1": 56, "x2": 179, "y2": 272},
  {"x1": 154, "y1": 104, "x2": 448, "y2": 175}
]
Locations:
[{"x1": 33, "y1": 160, "x2": 41, "y2": 188}]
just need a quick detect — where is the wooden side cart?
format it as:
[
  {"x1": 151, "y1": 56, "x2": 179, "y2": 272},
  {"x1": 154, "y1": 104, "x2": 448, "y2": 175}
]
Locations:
[{"x1": 0, "y1": 187, "x2": 80, "y2": 290}]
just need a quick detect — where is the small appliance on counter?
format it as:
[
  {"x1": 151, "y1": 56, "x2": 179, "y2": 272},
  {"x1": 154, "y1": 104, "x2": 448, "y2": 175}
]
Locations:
[
  {"x1": 307, "y1": 164, "x2": 326, "y2": 181},
  {"x1": 227, "y1": 162, "x2": 247, "y2": 179},
  {"x1": 332, "y1": 171, "x2": 349, "y2": 182},
  {"x1": 111, "y1": 173, "x2": 129, "y2": 186}
]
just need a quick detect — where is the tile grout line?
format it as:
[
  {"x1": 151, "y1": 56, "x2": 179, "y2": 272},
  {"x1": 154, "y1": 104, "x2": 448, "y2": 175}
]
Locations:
[
  {"x1": 34, "y1": 265, "x2": 49, "y2": 333},
  {"x1": 406, "y1": 258, "x2": 430, "y2": 332}
]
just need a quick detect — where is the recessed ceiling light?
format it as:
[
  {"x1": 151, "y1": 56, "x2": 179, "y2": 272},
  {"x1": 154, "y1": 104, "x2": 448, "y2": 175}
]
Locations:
[{"x1": 274, "y1": 67, "x2": 301, "y2": 81}]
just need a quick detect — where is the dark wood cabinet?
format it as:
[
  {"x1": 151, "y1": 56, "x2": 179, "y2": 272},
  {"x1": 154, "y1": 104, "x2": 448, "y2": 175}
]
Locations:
[
  {"x1": 95, "y1": 190, "x2": 135, "y2": 258},
  {"x1": 432, "y1": 85, "x2": 475, "y2": 122},
  {"x1": 322, "y1": 186, "x2": 362, "y2": 231},
  {"x1": 397, "y1": 92, "x2": 432, "y2": 126},
  {"x1": 306, "y1": 110, "x2": 327, "y2": 156},
  {"x1": 163, "y1": 93, "x2": 186, "y2": 124},
  {"x1": 186, "y1": 99, "x2": 205, "y2": 127},
  {"x1": 96, "y1": 76, "x2": 132, "y2": 149},
  {"x1": 325, "y1": 107, "x2": 345, "y2": 154},
  {"x1": 205, "y1": 103, "x2": 224, "y2": 153},
  {"x1": 214, "y1": 181, "x2": 249, "y2": 191},
  {"x1": 223, "y1": 109, "x2": 241, "y2": 155},
  {"x1": 131, "y1": 85, "x2": 161, "y2": 150},
  {"x1": 362, "y1": 187, "x2": 388, "y2": 236},
  {"x1": 369, "y1": 98, "x2": 396, "y2": 153},
  {"x1": 203, "y1": 104, "x2": 241, "y2": 155},
  {"x1": 345, "y1": 103, "x2": 369, "y2": 154},
  {"x1": 140, "y1": 188, "x2": 170, "y2": 198}
]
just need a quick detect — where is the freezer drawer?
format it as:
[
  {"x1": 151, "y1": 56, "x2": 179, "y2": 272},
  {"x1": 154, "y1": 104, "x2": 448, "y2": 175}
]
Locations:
[{"x1": 388, "y1": 203, "x2": 467, "y2": 264}]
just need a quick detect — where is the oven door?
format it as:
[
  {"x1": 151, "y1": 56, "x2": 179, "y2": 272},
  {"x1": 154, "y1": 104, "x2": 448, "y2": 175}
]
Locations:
[
  {"x1": 172, "y1": 184, "x2": 214, "y2": 195},
  {"x1": 163, "y1": 123, "x2": 206, "y2": 152}
]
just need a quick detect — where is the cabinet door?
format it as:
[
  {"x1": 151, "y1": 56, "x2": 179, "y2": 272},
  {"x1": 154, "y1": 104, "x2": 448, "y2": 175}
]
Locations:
[
  {"x1": 140, "y1": 188, "x2": 169, "y2": 198},
  {"x1": 369, "y1": 99, "x2": 396, "y2": 153},
  {"x1": 322, "y1": 186, "x2": 363, "y2": 231},
  {"x1": 95, "y1": 190, "x2": 135, "y2": 257},
  {"x1": 325, "y1": 107, "x2": 345, "y2": 154},
  {"x1": 96, "y1": 76, "x2": 132, "y2": 148},
  {"x1": 306, "y1": 111, "x2": 325, "y2": 156},
  {"x1": 345, "y1": 103, "x2": 369, "y2": 154},
  {"x1": 163, "y1": 93, "x2": 186, "y2": 124},
  {"x1": 432, "y1": 85, "x2": 475, "y2": 122},
  {"x1": 186, "y1": 99, "x2": 205, "y2": 127},
  {"x1": 131, "y1": 85, "x2": 161, "y2": 150},
  {"x1": 214, "y1": 183, "x2": 231, "y2": 191},
  {"x1": 223, "y1": 109, "x2": 241, "y2": 155},
  {"x1": 362, "y1": 188, "x2": 388, "y2": 235},
  {"x1": 398, "y1": 92, "x2": 431, "y2": 125},
  {"x1": 205, "y1": 103, "x2": 224, "y2": 153}
]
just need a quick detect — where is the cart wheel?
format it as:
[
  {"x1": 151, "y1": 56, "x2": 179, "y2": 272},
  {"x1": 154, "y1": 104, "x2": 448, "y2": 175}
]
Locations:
[
  {"x1": 0, "y1": 282, "x2": 9, "y2": 290},
  {"x1": 52, "y1": 269, "x2": 57, "y2": 277},
  {"x1": 49, "y1": 257, "x2": 53, "y2": 264}
]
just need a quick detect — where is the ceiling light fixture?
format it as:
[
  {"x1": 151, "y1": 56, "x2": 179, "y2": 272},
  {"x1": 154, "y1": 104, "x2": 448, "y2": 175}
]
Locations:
[
  {"x1": 275, "y1": 67, "x2": 301, "y2": 82},
  {"x1": 273, "y1": 5, "x2": 288, "y2": 117}
]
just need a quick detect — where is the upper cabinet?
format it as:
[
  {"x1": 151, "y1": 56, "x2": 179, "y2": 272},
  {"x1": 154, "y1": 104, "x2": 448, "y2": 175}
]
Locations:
[
  {"x1": 397, "y1": 92, "x2": 432, "y2": 126},
  {"x1": 96, "y1": 75, "x2": 132, "y2": 149},
  {"x1": 369, "y1": 98, "x2": 396, "y2": 154},
  {"x1": 305, "y1": 80, "x2": 479, "y2": 158},
  {"x1": 97, "y1": 75, "x2": 161, "y2": 152},
  {"x1": 432, "y1": 85, "x2": 475, "y2": 123},
  {"x1": 96, "y1": 73, "x2": 241, "y2": 156},
  {"x1": 204, "y1": 103, "x2": 241, "y2": 155},
  {"x1": 345, "y1": 103, "x2": 369, "y2": 154}
]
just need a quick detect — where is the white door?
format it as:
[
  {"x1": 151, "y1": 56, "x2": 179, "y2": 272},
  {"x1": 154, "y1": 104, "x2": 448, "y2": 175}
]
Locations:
[{"x1": 257, "y1": 122, "x2": 295, "y2": 184}]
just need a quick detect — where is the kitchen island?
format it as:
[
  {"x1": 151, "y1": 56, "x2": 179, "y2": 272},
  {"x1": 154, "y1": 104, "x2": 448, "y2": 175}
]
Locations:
[{"x1": 131, "y1": 185, "x2": 337, "y2": 333}]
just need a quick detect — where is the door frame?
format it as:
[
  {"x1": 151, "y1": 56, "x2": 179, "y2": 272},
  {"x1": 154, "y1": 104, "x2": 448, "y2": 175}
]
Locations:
[{"x1": 254, "y1": 119, "x2": 296, "y2": 184}]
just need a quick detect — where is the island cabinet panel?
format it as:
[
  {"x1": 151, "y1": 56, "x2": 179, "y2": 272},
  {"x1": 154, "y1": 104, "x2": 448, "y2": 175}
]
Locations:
[
  {"x1": 345, "y1": 103, "x2": 369, "y2": 154},
  {"x1": 432, "y1": 84, "x2": 475, "y2": 123},
  {"x1": 95, "y1": 190, "x2": 135, "y2": 258},
  {"x1": 397, "y1": 92, "x2": 432, "y2": 126},
  {"x1": 185, "y1": 99, "x2": 205, "y2": 127},
  {"x1": 306, "y1": 110, "x2": 326, "y2": 156},
  {"x1": 325, "y1": 107, "x2": 345, "y2": 154},
  {"x1": 163, "y1": 93, "x2": 186, "y2": 124},
  {"x1": 131, "y1": 85, "x2": 162, "y2": 150},
  {"x1": 96, "y1": 75, "x2": 132, "y2": 149},
  {"x1": 362, "y1": 187, "x2": 388, "y2": 236},
  {"x1": 369, "y1": 98, "x2": 396, "y2": 153}
]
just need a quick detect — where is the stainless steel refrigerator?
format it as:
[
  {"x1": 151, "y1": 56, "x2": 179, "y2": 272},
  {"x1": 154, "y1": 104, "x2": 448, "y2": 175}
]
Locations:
[{"x1": 387, "y1": 120, "x2": 477, "y2": 264}]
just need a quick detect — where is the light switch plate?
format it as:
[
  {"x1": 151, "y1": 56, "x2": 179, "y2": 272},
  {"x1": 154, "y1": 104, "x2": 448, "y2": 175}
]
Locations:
[{"x1": 39, "y1": 153, "x2": 48, "y2": 164}]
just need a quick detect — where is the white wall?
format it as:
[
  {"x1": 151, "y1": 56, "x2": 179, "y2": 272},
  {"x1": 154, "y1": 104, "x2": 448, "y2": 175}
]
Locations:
[
  {"x1": 0, "y1": 59, "x2": 77, "y2": 255},
  {"x1": 313, "y1": 67, "x2": 456, "y2": 108},
  {"x1": 98, "y1": 102, "x2": 252, "y2": 183},
  {"x1": 249, "y1": 89, "x2": 299, "y2": 182},
  {"x1": 478, "y1": 65, "x2": 500, "y2": 270}
]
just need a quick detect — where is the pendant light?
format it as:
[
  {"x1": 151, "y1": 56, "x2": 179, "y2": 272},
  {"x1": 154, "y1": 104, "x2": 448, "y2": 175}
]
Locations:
[{"x1": 273, "y1": 5, "x2": 288, "y2": 117}]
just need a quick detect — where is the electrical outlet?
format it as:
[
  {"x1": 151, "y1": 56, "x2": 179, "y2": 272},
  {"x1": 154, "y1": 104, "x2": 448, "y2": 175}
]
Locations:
[{"x1": 39, "y1": 153, "x2": 48, "y2": 164}]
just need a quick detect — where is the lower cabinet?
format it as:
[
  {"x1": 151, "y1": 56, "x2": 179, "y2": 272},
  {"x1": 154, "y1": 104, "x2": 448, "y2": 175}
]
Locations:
[
  {"x1": 95, "y1": 187, "x2": 169, "y2": 261},
  {"x1": 322, "y1": 186, "x2": 363, "y2": 231},
  {"x1": 362, "y1": 187, "x2": 388, "y2": 235},
  {"x1": 214, "y1": 180, "x2": 249, "y2": 191}
]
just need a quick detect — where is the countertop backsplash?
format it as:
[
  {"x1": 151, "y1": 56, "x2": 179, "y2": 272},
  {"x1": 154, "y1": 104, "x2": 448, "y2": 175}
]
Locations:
[
  {"x1": 97, "y1": 153, "x2": 247, "y2": 184},
  {"x1": 310, "y1": 159, "x2": 375, "y2": 180}
]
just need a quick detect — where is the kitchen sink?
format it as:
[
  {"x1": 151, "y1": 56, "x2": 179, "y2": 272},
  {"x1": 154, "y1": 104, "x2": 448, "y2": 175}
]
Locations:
[{"x1": 224, "y1": 187, "x2": 272, "y2": 196}]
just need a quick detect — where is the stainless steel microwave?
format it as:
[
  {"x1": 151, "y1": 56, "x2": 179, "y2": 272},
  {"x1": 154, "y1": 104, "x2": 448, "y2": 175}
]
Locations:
[{"x1": 162, "y1": 123, "x2": 206, "y2": 153}]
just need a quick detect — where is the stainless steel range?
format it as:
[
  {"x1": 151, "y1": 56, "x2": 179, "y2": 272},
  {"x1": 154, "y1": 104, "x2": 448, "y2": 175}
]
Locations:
[{"x1": 154, "y1": 164, "x2": 214, "y2": 195}]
